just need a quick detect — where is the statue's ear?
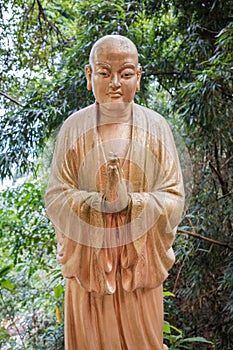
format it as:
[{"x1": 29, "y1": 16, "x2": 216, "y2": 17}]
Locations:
[
  {"x1": 136, "y1": 65, "x2": 142, "y2": 92},
  {"x1": 85, "y1": 64, "x2": 92, "y2": 91}
]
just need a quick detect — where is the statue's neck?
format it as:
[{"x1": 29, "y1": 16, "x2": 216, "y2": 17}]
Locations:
[{"x1": 96, "y1": 102, "x2": 133, "y2": 125}]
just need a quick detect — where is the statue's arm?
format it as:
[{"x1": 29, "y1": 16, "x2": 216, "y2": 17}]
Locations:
[{"x1": 127, "y1": 121, "x2": 185, "y2": 236}]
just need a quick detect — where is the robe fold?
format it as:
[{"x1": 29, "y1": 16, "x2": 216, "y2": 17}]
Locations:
[{"x1": 45, "y1": 102, "x2": 184, "y2": 349}]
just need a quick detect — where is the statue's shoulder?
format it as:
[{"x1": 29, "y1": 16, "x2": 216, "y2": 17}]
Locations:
[
  {"x1": 54, "y1": 104, "x2": 96, "y2": 141},
  {"x1": 62, "y1": 104, "x2": 95, "y2": 129},
  {"x1": 134, "y1": 103, "x2": 170, "y2": 129}
]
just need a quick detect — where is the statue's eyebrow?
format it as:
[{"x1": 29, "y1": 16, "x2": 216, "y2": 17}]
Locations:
[
  {"x1": 120, "y1": 63, "x2": 136, "y2": 70},
  {"x1": 95, "y1": 62, "x2": 111, "y2": 69}
]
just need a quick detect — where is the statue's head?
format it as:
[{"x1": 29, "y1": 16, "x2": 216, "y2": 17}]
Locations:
[{"x1": 85, "y1": 35, "x2": 142, "y2": 104}]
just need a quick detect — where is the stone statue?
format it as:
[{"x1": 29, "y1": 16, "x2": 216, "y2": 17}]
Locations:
[{"x1": 45, "y1": 35, "x2": 185, "y2": 350}]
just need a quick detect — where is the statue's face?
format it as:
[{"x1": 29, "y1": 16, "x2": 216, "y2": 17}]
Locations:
[{"x1": 85, "y1": 39, "x2": 142, "y2": 104}]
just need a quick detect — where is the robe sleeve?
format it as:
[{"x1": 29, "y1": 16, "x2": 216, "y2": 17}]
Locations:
[
  {"x1": 45, "y1": 110, "x2": 129, "y2": 294},
  {"x1": 119, "y1": 113, "x2": 185, "y2": 291},
  {"x1": 45, "y1": 110, "x2": 108, "y2": 249}
]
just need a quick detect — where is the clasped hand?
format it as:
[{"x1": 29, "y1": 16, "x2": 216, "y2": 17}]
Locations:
[{"x1": 103, "y1": 152, "x2": 129, "y2": 213}]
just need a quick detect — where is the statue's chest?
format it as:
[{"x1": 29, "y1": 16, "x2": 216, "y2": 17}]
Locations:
[{"x1": 97, "y1": 123, "x2": 132, "y2": 159}]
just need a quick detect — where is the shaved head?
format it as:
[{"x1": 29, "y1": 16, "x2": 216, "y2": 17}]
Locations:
[
  {"x1": 89, "y1": 35, "x2": 139, "y2": 65},
  {"x1": 85, "y1": 35, "x2": 142, "y2": 103}
]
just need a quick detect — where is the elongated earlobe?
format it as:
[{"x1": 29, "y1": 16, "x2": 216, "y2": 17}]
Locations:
[
  {"x1": 85, "y1": 64, "x2": 92, "y2": 91},
  {"x1": 136, "y1": 65, "x2": 142, "y2": 92}
]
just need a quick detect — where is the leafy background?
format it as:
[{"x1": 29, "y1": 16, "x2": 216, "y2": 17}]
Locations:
[{"x1": 0, "y1": 0, "x2": 232, "y2": 349}]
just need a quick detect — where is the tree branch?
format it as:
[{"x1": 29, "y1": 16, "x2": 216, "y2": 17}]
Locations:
[
  {"x1": 178, "y1": 229, "x2": 233, "y2": 250},
  {"x1": 196, "y1": 24, "x2": 219, "y2": 35},
  {"x1": 0, "y1": 90, "x2": 23, "y2": 107},
  {"x1": 209, "y1": 160, "x2": 228, "y2": 195},
  {"x1": 36, "y1": 0, "x2": 63, "y2": 36},
  {"x1": 155, "y1": 71, "x2": 180, "y2": 75}
]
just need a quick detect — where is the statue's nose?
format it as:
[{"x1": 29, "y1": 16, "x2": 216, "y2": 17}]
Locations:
[{"x1": 110, "y1": 74, "x2": 121, "y2": 88}]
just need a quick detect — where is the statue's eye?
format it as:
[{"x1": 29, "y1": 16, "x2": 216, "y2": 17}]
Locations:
[
  {"x1": 121, "y1": 70, "x2": 134, "y2": 78},
  {"x1": 97, "y1": 70, "x2": 110, "y2": 77}
]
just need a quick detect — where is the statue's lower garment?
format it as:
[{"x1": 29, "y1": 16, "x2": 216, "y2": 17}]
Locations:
[{"x1": 65, "y1": 276, "x2": 165, "y2": 350}]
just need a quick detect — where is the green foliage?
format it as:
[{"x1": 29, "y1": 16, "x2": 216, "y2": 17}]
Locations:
[
  {"x1": 164, "y1": 323, "x2": 213, "y2": 350},
  {"x1": 0, "y1": 182, "x2": 54, "y2": 267},
  {"x1": 163, "y1": 292, "x2": 213, "y2": 349},
  {"x1": 168, "y1": 10, "x2": 233, "y2": 348},
  {"x1": 0, "y1": 181, "x2": 64, "y2": 349}
]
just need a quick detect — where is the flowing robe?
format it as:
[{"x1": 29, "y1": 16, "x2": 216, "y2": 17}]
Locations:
[{"x1": 45, "y1": 102, "x2": 185, "y2": 349}]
